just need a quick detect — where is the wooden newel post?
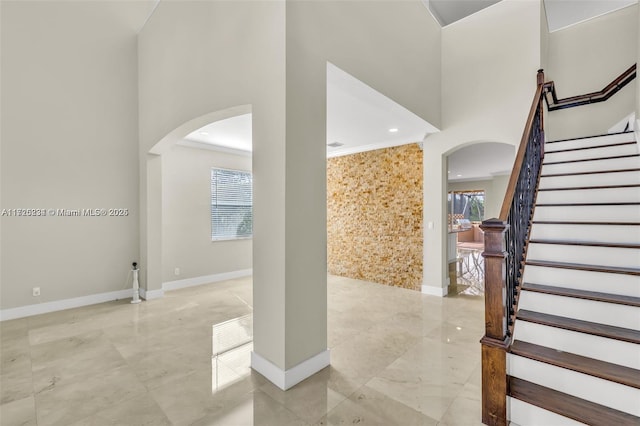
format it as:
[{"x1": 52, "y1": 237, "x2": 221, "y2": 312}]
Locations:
[{"x1": 480, "y1": 218, "x2": 510, "y2": 426}]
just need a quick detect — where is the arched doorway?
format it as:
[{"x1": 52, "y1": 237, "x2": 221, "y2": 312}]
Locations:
[{"x1": 445, "y1": 142, "x2": 515, "y2": 296}]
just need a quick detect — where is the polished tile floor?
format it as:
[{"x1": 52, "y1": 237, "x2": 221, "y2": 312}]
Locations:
[
  {"x1": 454, "y1": 244, "x2": 485, "y2": 297},
  {"x1": 0, "y1": 275, "x2": 484, "y2": 425}
]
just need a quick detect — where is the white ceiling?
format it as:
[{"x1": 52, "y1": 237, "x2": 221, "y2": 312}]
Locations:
[
  {"x1": 544, "y1": 0, "x2": 637, "y2": 32},
  {"x1": 326, "y1": 63, "x2": 439, "y2": 157},
  {"x1": 428, "y1": 0, "x2": 500, "y2": 26},
  {"x1": 183, "y1": 63, "x2": 440, "y2": 157},
  {"x1": 184, "y1": 113, "x2": 252, "y2": 152},
  {"x1": 425, "y1": 0, "x2": 638, "y2": 31},
  {"x1": 447, "y1": 143, "x2": 515, "y2": 182}
]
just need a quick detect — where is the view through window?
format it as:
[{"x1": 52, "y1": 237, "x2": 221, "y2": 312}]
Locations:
[
  {"x1": 448, "y1": 190, "x2": 485, "y2": 229},
  {"x1": 211, "y1": 168, "x2": 253, "y2": 241}
]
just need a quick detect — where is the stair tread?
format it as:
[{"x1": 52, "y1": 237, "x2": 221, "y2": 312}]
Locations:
[
  {"x1": 546, "y1": 141, "x2": 637, "y2": 154},
  {"x1": 509, "y1": 376, "x2": 640, "y2": 425},
  {"x1": 532, "y1": 220, "x2": 640, "y2": 226},
  {"x1": 525, "y1": 259, "x2": 640, "y2": 276},
  {"x1": 538, "y1": 183, "x2": 640, "y2": 191},
  {"x1": 541, "y1": 168, "x2": 640, "y2": 178},
  {"x1": 543, "y1": 153, "x2": 639, "y2": 165},
  {"x1": 516, "y1": 310, "x2": 640, "y2": 344},
  {"x1": 545, "y1": 131, "x2": 635, "y2": 144},
  {"x1": 529, "y1": 239, "x2": 640, "y2": 249},
  {"x1": 510, "y1": 340, "x2": 640, "y2": 389},
  {"x1": 522, "y1": 282, "x2": 640, "y2": 307}
]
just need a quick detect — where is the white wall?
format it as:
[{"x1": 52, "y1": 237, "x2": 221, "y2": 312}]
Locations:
[
  {"x1": 283, "y1": 0, "x2": 441, "y2": 369},
  {"x1": 545, "y1": 4, "x2": 638, "y2": 141},
  {"x1": 0, "y1": 1, "x2": 153, "y2": 310},
  {"x1": 423, "y1": 0, "x2": 542, "y2": 295},
  {"x1": 139, "y1": 0, "x2": 441, "y2": 379},
  {"x1": 138, "y1": 0, "x2": 289, "y2": 371},
  {"x1": 162, "y1": 146, "x2": 252, "y2": 283}
]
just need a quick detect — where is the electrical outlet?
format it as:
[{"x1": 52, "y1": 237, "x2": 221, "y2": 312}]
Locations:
[
  {"x1": 174, "y1": 267, "x2": 180, "y2": 276},
  {"x1": 32, "y1": 287, "x2": 41, "y2": 297}
]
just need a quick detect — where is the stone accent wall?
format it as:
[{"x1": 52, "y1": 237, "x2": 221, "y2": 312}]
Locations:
[{"x1": 327, "y1": 144, "x2": 423, "y2": 291}]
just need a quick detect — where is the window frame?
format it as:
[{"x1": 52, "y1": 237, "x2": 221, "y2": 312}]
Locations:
[{"x1": 210, "y1": 167, "x2": 253, "y2": 242}]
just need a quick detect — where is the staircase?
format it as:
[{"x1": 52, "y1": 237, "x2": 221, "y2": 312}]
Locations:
[{"x1": 507, "y1": 131, "x2": 640, "y2": 425}]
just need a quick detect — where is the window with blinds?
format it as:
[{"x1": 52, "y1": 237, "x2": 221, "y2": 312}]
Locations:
[{"x1": 211, "y1": 168, "x2": 253, "y2": 241}]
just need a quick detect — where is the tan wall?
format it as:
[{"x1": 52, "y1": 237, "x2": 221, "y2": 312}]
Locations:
[{"x1": 327, "y1": 144, "x2": 423, "y2": 291}]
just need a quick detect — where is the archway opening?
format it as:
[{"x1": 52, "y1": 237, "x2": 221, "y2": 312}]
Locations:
[{"x1": 445, "y1": 142, "x2": 515, "y2": 296}]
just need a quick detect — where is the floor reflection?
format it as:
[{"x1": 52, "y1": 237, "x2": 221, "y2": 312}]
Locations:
[
  {"x1": 212, "y1": 313, "x2": 253, "y2": 392},
  {"x1": 452, "y1": 242, "x2": 485, "y2": 296}
]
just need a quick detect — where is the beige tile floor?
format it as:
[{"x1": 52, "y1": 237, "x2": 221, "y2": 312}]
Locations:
[{"x1": 0, "y1": 275, "x2": 484, "y2": 425}]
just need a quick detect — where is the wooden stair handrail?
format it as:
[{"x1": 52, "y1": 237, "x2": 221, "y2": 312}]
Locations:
[
  {"x1": 543, "y1": 64, "x2": 636, "y2": 111},
  {"x1": 481, "y1": 64, "x2": 639, "y2": 426},
  {"x1": 499, "y1": 71, "x2": 545, "y2": 220},
  {"x1": 481, "y1": 70, "x2": 545, "y2": 426}
]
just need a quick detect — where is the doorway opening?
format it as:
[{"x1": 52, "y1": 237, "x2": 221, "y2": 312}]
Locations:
[{"x1": 447, "y1": 189, "x2": 485, "y2": 296}]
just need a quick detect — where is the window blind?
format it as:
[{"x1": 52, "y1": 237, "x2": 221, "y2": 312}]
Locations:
[{"x1": 211, "y1": 168, "x2": 253, "y2": 240}]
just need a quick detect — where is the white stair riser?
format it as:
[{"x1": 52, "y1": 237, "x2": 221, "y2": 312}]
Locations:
[
  {"x1": 545, "y1": 133, "x2": 636, "y2": 152},
  {"x1": 536, "y1": 187, "x2": 640, "y2": 204},
  {"x1": 513, "y1": 321, "x2": 640, "y2": 369},
  {"x1": 523, "y1": 265, "x2": 640, "y2": 297},
  {"x1": 527, "y1": 244, "x2": 640, "y2": 269},
  {"x1": 533, "y1": 205, "x2": 640, "y2": 222},
  {"x1": 518, "y1": 291, "x2": 640, "y2": 330},
  {"x1": 539, "y1": 171, "x2": 640, "y2": 188},
  {"x1": 508, "y1": 398, "x2": 587, "y2": 426},
  {"x1": 530, "y1": 224, "x2": 640, "y2": 244},
  {"x1": 507, "y1": 355, "x2": 640, "y2": 416},
  {"x1": 544, "y1": 144, "x2": 638, "y2": 163},
  {"x1": 542, "y1": 156, "x2": 640, "y2": 175}
]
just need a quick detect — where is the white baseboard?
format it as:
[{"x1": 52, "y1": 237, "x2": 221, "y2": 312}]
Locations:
[
  {"x1": 163, "y1": 269, "x2": 252, "y2": 292},
  {"x1": 0, "y1": 289, "x2": 132, "y2": 321},
  {"x1": 0, "y1": 268, "x2": 252, "y2": 321},
  {"x1": 251, "y1": 349, "x2": 330, "y2": 390},
  {"x1": 139, "y1": 287, "x2": 164, "y2": 300},
  {"x1": 422, "y1": 285, "x2": 447, "y2": 297}
]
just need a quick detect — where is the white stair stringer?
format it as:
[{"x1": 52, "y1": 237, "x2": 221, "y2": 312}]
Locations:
[
  {"x1": 522, "y1": 265, "x2": 640, "y2": 297},
  {"x1": 513, "y1": 320, "x2": 640, "y2": 369},
  {"x1": 507, "y1": 355, "x2": 640, "y2": 416}
]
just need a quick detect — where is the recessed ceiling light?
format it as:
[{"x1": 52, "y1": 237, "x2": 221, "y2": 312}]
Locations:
[
  {"x1": 448, "y1": 171, "x2": 451, "y2": 173},
  {"x1": 457, "y1": 174, "x2": 462, "y2": 177},
  {"x1": 200, "y1": 131, "x2": 209, "y2": 136},
  {"x1": 389, "y1": 128, "x2": 399, "y2": 133}
]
